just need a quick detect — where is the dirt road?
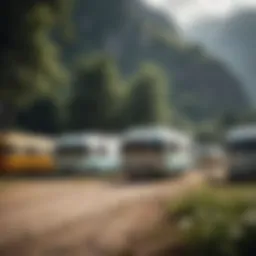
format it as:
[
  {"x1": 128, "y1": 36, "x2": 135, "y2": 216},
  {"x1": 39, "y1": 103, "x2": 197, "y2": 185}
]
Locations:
[{"x1": 0, "y1": 172, "x2": 205, "y2": 256}]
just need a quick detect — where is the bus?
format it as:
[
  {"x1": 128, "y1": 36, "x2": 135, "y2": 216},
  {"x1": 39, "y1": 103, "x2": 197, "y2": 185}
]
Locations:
[
  {"x1": 225, "y1": 125, "x2": 256, "y2": 181},
  {"x1": 0, "y1": 131, "x2": 55, "y2": 175},
  {"x1": 120, "y1": 126, "x2": 195, "y2": 180},
  {"x1": 55, "y1": 133, "x2": 121, "y2": 175}
]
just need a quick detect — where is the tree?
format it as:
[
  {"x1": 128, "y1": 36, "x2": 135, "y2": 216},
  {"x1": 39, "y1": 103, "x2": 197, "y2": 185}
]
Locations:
[
  {"x1": 126, "y1": 63, "x2": 171, "y2": 126},
  {"x1": 218, "y1": 112, "x2": 240, "y2": 132},
  {"x1": 218, "y1": 110, "x2": 256, "y2": 134},
  {"x1": 195, "y1": 122, "x2": 221, "y2": 143},
  {"x1": 67, "y1": 54, "x2": 123, "y2": 131},
  {"x1": 0, "y1": 0, "x2": 71, "y2": 129},
  {"x1": 0, "y1": 0, "x2": 70, "y2": 105},
  {"x1": 16, "y1": 98, "x2": 61, "y2": 134},
  {"x1": 60, "y1": 0, "x2": 249, "y2": 123}
]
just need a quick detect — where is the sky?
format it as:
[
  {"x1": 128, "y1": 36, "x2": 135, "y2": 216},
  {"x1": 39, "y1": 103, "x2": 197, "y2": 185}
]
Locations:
[{"x1": 143, "y1": 0, "x2": 256, "y2": 27}]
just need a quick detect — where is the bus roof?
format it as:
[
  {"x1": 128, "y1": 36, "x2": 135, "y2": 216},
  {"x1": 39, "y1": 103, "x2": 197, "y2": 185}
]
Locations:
[
  {"x1": 226, "y1": 125, "x2": 256, "y2": 142},
  {"x1": 122, "y1": 126, "x2": 191, "y2": 144},
  {"x1": 57, "y1": 133, "x2": 120, "y2": 147},
  {"x1": 0, "y1": 131, "x2": 55, "y2": 147}
]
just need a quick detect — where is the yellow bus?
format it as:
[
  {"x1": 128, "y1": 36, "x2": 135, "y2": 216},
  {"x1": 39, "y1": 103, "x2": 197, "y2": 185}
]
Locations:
[{"x1": 0, "y1": 131, "x2": 55, "y2": 175}]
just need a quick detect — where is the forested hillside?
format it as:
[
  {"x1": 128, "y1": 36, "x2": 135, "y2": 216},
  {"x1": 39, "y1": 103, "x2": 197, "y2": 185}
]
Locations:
[
  {"x1": 186, "y1": 9, "x2": 256, "y2": 105},
  {"x1": 0, "y1": 0, "x2": 250, "y2": 134},
  {"x1": 59, "y1": 0, "x2": 249, "y2": 121}
]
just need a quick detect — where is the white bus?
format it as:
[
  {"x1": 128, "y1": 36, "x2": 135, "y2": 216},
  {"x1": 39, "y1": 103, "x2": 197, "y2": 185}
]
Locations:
[
  {"x1": 121, "y1": 126, "x2": 195, "y2": 180},
  {"x1": 225, "y1": 125, "x2": 256, "y2": 180},
  {"x1": 55, "y1": 133, "x2": 121, "y2": 175}
]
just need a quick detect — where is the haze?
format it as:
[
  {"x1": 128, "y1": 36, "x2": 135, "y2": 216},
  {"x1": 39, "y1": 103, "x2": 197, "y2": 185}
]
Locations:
[{"x1": 143, "y1": 0, "x2": 256, "y2": 27}]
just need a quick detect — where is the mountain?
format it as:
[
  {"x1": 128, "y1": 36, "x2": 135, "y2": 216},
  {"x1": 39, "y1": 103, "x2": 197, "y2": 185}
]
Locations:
[
  {"x1": 185, "y1": 9, "x2": 256, "y2": 105},
  {"x1": 58, "y1": 0, "x2": 249, "y2": 121}
]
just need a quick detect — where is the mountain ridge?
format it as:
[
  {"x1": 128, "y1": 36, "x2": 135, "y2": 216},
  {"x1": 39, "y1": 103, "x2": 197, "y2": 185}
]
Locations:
[{"x1": 57, "y1": 0, "x2": 250, "y2": 121}]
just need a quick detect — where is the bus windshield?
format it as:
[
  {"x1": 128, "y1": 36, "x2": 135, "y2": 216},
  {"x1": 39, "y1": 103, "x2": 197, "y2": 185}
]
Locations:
[
  {"x1": 56, "y1": 144, "x2": 89, "y2": 156},
  {"x1": 122, "y1": 139, "x2": 166, "y2": 154},
  {"x1": 227, "y1": 139, "x2": 256, "y2": 153}
]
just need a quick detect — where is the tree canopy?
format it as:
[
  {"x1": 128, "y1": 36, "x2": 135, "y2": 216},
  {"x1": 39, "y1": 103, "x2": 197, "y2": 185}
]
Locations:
[
  {"x1": 67, "y1": 55, "x2": 123, "y2": 131},
  {"x1": 0, "y1": 0, "x2": 70, "y2": 106},
  {"x1": 126, "y1": 63, "x2": 171, "y2": 126}
]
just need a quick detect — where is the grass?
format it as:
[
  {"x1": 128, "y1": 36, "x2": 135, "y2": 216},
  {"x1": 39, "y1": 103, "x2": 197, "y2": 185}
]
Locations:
[
  {"x1": 115, "y1": 185, "x2": 256, "y2": 256},
  {"x1": 166, "y1": 185, "x2": 256, "y2": 256}
]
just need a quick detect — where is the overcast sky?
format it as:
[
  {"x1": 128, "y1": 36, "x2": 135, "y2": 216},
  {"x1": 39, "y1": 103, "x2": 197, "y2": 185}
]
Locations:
[{"x1": 143, "y1": 0, "x2": 256, "y2": 28}]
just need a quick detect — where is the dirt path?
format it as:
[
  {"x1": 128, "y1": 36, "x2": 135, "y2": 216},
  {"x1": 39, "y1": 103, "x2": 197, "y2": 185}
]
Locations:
[{"x1": 0, "y1": 172, "x2": 205, "y2": 256}]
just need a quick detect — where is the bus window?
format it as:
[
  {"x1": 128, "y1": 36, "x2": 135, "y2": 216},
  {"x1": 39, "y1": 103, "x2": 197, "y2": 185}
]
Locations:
[
  {"x1": 122, "y1": 140, "x2": 166, "y2": 154},
  {"x1": 227, "y1": 140, "x2": 256, "y2": 153},
  {"x1": 56, "y1": 145, "x2": 89, "y2": 156}
]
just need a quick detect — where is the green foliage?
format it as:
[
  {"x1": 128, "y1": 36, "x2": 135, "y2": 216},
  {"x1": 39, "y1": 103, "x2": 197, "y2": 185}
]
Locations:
[
  {"x1": 170, "y1": 188, "x2": 256, "y2": 256},
  {"x1": 68, "y1": 54, "x2": 123, "y2": 131},
  {"x1": 59, "y1": 0, "x2": 249, "y2": 122},
  {"x1": 2, "y1": 0, "x2": 250, "y2": 132},
  {"x1": 194, "y1": 121, "x2": 221, "y2": 143},
  {"x1": 126, "y1": 63, "x2": 171, "y2": 126},
  {"x1": 16, "y1": 97, "x2": 61, "y2": 134},
  {"x1": 220, "y1": 110, "x2": 256, "y2": 129},
  {"x1": 65, "y1": 58, "x2": 173, "y2": 131},
  {"x1": 219, "y1": 112, "x2": 240, "y2": 130},
  {"x1": 0, "y1": 0, "x2": 70, "y2": 106}
]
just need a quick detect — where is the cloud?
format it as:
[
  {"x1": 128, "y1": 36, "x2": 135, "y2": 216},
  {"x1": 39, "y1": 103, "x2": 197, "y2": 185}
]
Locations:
[{"x1": 143, "y1": 0, "x2": 256, "y2": 27}]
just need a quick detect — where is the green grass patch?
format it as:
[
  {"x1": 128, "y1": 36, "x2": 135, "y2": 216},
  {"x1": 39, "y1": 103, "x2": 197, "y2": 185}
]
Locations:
[{"x1": 169, "y1": 186, "x2": 256, "y2": 256}]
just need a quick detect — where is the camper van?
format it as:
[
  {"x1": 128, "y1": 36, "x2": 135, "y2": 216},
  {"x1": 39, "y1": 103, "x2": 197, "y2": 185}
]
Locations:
[{"x1": 121, "y1": 126, "x2": 195, "y2": 180}]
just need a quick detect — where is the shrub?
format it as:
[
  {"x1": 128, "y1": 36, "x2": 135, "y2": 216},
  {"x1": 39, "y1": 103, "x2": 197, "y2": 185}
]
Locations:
[{"x1": 170, "y1": 188, "x2": 256, "y2": 256}]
